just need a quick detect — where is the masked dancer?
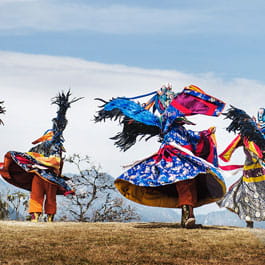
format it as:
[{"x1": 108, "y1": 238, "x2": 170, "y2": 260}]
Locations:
[
  {"x1": 0, "y1": 91, "x2": 82, "y2": 222},
  {"x1": 95, "y1": 84, "x2": 226, "y2": 228},
  {"x1": 218, "y1": 107, "x2": 265, "y2": 228}
]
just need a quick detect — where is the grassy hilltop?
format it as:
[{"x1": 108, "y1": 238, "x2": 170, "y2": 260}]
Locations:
[{"x1": 0, "y1": 221, "x2": 264, "y2": 265}]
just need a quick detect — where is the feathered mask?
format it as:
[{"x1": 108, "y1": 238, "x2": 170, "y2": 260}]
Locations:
[
  {"x1": 30, "y1": 90, "x2": 83, "y2": 156},
  {"x1": 0, "y1": 101, "x2": 5, "y2": 125}
]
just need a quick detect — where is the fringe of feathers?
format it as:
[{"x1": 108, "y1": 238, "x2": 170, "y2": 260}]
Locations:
[
  {"x1": 94, "y1": 98, "x2": 161, "y2": 151},
  {"x1": 224, "y1": 106, "x2": 265, "y2": 151}
]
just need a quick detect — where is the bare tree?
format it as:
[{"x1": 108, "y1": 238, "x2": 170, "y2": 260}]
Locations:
[
  {"x1": 64, "y1": 154, "x2": 114, "y2": 221},
  {"x1": 6, "y1": 190, "x2": 29, "y2": 220},
  {"x1": 92, "y1": 194, "x2": 140, "y2": 222},
  {"x1": 0, "y1": 192, "x2": 9, "y2": 220},
  {"x1": 63, "y1": 154, "x2": 139, "y2": 222}
]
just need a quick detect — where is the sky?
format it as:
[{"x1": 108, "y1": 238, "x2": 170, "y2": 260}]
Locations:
[{"x1": 0, "y1": 0, "x2": 265, "y2": 214}]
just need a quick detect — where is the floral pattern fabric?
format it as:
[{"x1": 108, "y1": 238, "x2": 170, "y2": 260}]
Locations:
[{"x1": 115, "y1": 125, "x2": 226, "y2": 208}]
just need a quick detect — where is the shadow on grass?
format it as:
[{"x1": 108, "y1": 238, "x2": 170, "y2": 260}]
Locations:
[{"x1": 133, "y1": 222, "x2": 234, "y2": 230}]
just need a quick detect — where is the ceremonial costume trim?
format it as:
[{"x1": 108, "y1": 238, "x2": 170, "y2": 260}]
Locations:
[{"x1": 1, "y1": 151, "x2": 69, "y2": 195}]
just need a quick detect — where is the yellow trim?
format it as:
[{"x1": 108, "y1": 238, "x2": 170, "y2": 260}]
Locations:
[
  {"x1": 244, "y1": 139, "x2": 263, "y2": 158},
  {"x1": 144, "y1": 101, "x2": 155, "y2": 111},
  {"x1": 242, "y1": 162, "x2": 265, "y2": 183},
  {"x1": 243, "y1": 163, "x2": 262, "y2": 171},
  {"x1": 26, "y1": 152, "x2": 61, "y2": 173},
  {"x1": 114, "y1": 171, "x2": 226, "y2": 208},
  {"x1": 186, "y1": 85, "x2": 205, "y2": 94},
  {"x1": 32, "y1": 131, "x2": 54, "y2": 144},
  {"x1": 219, "y1": 135, "x2": 241, "y2": 162},
  {"x1": 243, "y1": 175, "x2": 265, "y2": 183},
  {"x1": 210, "y1": 131, "x2": 217, "y2": 145}
]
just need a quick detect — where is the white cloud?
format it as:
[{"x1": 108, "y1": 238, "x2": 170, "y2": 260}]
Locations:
[
  {"x1": 0, "y1": 51, "x2": 264, "y2": 214},
  {"x1": 0, "y1": 1, "x2": 264, "y2": 35},
  {"x1": 0, "y1": 50, "x2": 264, "y2": 172}
]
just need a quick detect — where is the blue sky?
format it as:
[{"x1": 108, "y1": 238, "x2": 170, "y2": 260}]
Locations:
[
  {"x1": 1, "y1": 0, "x2": 265, "y2": 81},
  {"x1": 0, "y1": 0, "x2": 265, "y2": 214}
]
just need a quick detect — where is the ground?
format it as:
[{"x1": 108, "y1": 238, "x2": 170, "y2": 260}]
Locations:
[{"x1": 0, "y1": 221, "x2": 264, "y2": 265}]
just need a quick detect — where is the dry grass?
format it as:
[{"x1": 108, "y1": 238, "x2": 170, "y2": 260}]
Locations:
[{"x1": 0, "y1": 221, "x2": 264, "y2": 265}]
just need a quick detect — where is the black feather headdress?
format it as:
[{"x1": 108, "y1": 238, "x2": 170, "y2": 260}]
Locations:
[
  {"x1": 50, "y1": 90, "x2": 83, "y2": 147},
  {"x1": 0, "y1": 101, "x2": 6, "y2": 125},
  {"x1": 30, "y1": 90, "x2": 83, "y2": 156},
  {"x1": 224, "y1": 106, "x2": 265, "y2": 151}
]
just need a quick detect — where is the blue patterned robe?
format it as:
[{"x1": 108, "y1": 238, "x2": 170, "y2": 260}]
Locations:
[{"x1": 115, "y1": 125, "x2": 226, "y2": 208}]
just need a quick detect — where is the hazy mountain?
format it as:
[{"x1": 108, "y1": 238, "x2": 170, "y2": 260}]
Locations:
[
  {"x1": 1, "y1": 175, "x2": 265, "y2": 228},
  {"x1": 197, "y1": 210, "x2": 265, "y2": 229}
]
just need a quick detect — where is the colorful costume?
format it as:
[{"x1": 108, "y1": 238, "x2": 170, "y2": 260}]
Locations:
[
  {"x1": 218, "y1": 107, "x2": 265, "y2": 228},
  {"x1": 95, "y1": 84, "x2": 226, "y2": 228},
  {"x1": 0, "y1": 91, "x2": 81, "y2": 221}
]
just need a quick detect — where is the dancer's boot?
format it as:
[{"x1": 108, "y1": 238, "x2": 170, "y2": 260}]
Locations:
[
  {"x1": 181, "y1": 205, "x2": 189, "y2": 228},
  {"x1": 246, "y1": 221, "x2": 253, "y2": 228},
  {"x1": 31, "y1": 212, "x2": 41, "y2": 222},
  {"x1": 181, "y1": 205, "x2": 196, "y2": 229},
  {"x1": 47, "y1": 214, "x2": 55, "y2": 222}
]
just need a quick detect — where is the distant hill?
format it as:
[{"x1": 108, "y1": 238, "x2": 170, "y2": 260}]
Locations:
[
  {"x1": 1, "y1": 174, "x2": 265, "y2": 228},
  {"x1": 119, "y1": 200, "x2": 265, "y2": 228},
  {"x1": 197, "y1": 210, "x2": 265, "y2": 229}
]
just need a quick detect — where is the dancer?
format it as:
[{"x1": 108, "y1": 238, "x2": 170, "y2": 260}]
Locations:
[
  {"x1": 218, "y1": 107, "x2": 265, "y2": 228},
  {"x1": 0, "y1": 100, "x2": 6, "y2": 171},
  {"x1": 95, "y1": 84, "x2": 226, "y2": 228},
  {"x1": 0, "y1": 100, "x2": 5, "y2": 124},
  {"x1": 0, "y1": 91, "x2": 81, "y2": 222}
]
